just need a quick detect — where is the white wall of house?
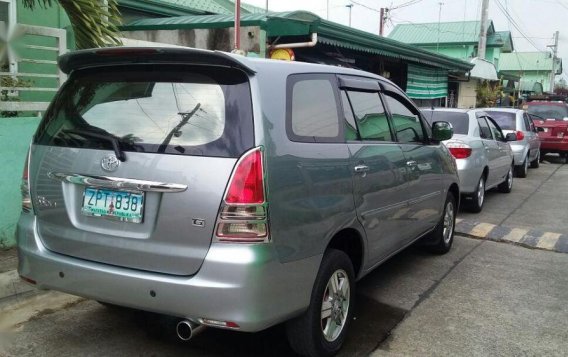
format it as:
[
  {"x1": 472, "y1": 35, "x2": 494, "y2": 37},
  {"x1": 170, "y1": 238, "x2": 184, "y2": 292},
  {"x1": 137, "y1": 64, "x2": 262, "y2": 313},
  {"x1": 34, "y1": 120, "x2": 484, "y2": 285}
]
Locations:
[{"x1": 458, "y1": 80, "x2": 478, "y2": 109}]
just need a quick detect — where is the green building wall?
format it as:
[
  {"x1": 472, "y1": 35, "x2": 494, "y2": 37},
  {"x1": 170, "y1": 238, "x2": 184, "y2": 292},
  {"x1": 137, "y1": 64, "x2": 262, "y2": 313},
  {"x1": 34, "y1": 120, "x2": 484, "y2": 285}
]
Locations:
[
  {"x1": 16, "y1": 0, "x2": 73, "y2": 103},
  {"x1": 0, "y1": 117, "x2": 40, "y2": 248}
]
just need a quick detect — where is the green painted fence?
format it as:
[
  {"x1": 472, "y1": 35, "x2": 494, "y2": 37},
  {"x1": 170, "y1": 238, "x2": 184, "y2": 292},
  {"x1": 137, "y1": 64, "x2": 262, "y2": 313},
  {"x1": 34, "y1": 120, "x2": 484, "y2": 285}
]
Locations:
[{"x1": 0, "y1": 117, "x2": 40, "y2": 248}]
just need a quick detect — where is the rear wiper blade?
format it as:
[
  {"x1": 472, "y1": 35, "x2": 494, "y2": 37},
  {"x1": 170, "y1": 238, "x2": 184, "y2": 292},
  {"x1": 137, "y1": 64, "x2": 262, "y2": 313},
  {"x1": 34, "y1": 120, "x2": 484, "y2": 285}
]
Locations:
[{"x1": 63, "y1": 128, "x2": 126, "y2": 162}]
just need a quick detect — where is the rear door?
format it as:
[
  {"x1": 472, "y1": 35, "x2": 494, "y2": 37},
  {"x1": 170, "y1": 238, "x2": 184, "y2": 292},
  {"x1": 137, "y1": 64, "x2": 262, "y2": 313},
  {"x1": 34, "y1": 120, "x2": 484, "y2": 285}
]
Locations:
[
  {"x1": 477, "y1": 116, "x2": 501, "y2": 187},
  {"x1": 523, "y1": 112, "x2": 539, "y2": 160},
  {"x1": 31, "y1": 65, "x2": 254, "y2": 276},
  {"x1": 338, "y1": 77, "x2": 409, "y2": 264},
  {"x1": 486, "y1": 117, "x2": 512, "y2": 179},
  {"x1": 383, "y1": 90, "x2": 443, "y2": 240}
]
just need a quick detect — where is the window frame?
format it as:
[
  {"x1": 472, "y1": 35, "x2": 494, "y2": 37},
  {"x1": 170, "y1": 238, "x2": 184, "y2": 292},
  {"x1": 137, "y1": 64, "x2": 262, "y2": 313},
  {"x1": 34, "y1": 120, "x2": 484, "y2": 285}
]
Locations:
[
  {"x1": 477, "y1": 116, "x2": 494, "y2": 140},
  {"x1": 522, "y1": 113, "x2": 532, "y2": 131},
  {"x1": 286, "y1": 73, "x2": 344, "y2": 143},
  {"x1": 381, "y1": 89, "x2": 429, "y2": 145},
  {"x1": 486, "y1": 116, "x2": 506, "y2": 142},
  {"x1": 340, "y1": 87, "x2": 396, "y2": 143}
]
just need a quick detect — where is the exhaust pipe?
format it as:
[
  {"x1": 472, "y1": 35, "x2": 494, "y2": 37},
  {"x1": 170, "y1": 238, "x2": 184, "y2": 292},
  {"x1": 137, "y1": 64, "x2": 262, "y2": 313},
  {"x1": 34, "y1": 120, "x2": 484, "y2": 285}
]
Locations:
[{"x1": 176, "y1": 320, "x2": 205, "y2": 341}]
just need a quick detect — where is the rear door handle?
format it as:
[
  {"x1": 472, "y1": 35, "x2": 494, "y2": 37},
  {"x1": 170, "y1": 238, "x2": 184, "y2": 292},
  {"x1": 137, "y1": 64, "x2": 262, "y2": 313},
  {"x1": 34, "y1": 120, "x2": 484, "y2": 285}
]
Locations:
[{"x1": 354, "y1": 165, "x2": 370, "y2": 173}]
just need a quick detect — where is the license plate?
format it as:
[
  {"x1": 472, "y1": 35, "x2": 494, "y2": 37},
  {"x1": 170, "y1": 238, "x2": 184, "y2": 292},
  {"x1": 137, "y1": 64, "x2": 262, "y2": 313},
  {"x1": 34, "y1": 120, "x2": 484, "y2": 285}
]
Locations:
[{"x1": 82, "y1": 187, "x2": 144, "y2": 223}]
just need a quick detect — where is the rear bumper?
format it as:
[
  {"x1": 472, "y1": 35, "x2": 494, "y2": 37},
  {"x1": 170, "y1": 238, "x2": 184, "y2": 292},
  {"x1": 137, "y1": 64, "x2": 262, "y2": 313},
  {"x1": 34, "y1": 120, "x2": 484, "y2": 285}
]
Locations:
[
  {"x1": 509, "y1": 144, "x2": 527, "y2": 165},
  {"x1": 456, "y1": 159, "x2": 483, "y2": 194},
  {"x1": 16, "y1": 214, "x2": 321, "y2": 332},
  {"x1": 539, "y1": 138, "x2": 568, "y2": 153}
]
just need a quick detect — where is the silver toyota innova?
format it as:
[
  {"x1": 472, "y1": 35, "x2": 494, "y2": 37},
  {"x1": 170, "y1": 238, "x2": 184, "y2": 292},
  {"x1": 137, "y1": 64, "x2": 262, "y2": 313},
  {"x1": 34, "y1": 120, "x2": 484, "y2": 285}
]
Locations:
[{"x1": 17, "y1": 47, "x2": 459, "y2": 357}]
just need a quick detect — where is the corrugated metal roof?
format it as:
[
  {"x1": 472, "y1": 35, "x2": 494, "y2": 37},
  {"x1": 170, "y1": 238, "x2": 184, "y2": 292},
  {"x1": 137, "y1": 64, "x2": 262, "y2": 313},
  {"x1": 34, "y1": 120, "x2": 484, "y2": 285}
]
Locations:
[
  {"x1": 387, "y1": 20, "x2": 505, "y2": 45},
  {"x1": 499, "y1": 52, "x2": 555, "y2": 71},
  {"x1": 123, "y1": 11, "x2": 316, "y2": 30},
  {"x1": 122, "y1": 11, "x2": 473, "y2": 72},
  {"x1": 119, "y1": 0, "x2": 265, "y2": 16},
  {"x1": 488, "y1": 31, "x2": 514, "y2": 51},
  {"x1": 162, "y1": 0, "x2": 231, "y2": 14}
]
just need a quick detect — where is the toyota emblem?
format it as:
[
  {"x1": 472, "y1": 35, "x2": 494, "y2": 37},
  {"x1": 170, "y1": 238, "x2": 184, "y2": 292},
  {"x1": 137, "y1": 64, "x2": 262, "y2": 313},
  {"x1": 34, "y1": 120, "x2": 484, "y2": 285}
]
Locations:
[{"x1": 101, "y1": 155, "x2": 120, "y2": 172}]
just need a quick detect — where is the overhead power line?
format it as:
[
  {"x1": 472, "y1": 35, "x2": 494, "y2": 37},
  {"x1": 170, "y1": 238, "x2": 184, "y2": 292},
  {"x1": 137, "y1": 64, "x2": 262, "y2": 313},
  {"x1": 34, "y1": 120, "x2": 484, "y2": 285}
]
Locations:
[{"x1": 493, "y1": 0, "x2": 542, "y2": 51}]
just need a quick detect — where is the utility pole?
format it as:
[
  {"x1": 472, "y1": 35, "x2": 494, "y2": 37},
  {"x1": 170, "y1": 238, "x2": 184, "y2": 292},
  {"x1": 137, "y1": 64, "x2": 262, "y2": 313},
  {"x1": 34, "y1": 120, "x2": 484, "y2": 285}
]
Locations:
[
  {"x1": 327, "y1": 0, "x2": 330, "y2": 20},
  {"x1": 379, "y1": 8, "x2": 389, "y2": 36},
  {"x1": 346, "y1": 4, "x2": 353, "y2": 27},
  {"x1": 477, "y1": 0, "x2": 490, "y2": 60},
  {"x1": 265, "y1": 0, "x2": 268, "y2": 13},
  {"x1": 436, "y1": 2, "x2": 443, "y2": 52},
  {"x1": 234, "y1": 0, "x2": 241, "y2": 51},
  {"x1": 548, "y1": 31, "x2": 559, "y2": 93}
]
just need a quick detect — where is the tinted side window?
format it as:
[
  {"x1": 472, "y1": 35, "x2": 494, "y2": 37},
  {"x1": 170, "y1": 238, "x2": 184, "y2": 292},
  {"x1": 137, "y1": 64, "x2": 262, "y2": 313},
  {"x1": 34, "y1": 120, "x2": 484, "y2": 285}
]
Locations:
[
  {"x1": 345, "y1": 91, "x2": 393, "y2": 141},
  {"x1": 287, "y1": 75, "x2": 341, "y2": 142},
  {"x1": 384, "y1": 93, "x2": 425, "y2": 143},
  {"x1": 487, "y1": 118, "x2": 504, "y2": 141},
  {"x1": 477, "y1": 117, "x2": 492, "y2": 139}
]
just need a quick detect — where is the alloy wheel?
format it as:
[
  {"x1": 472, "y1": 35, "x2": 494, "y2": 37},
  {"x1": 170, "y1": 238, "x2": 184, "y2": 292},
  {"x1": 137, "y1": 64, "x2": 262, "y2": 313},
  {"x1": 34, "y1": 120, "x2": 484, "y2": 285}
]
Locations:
[
  {"x1": 507, "y1": 167, "x2": 513, "y2": 189},
  {"x1": 477, "y1": 178, "x2": 485, "y2": 208},
  {"x1": 443, "y1": 200, "x2": 455, "y2": 244},
  {"x1": 321, "y1": 269, "x2": 350, "y2": 342}
]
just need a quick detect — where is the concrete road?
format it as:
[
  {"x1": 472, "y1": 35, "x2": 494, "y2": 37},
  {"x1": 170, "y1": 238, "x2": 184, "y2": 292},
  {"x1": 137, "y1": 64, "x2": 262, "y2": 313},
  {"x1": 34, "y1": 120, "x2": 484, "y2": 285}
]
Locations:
[
  {"x1": 459, "y1": 154, "x2": 568, "y2": 233},
  {"x1": 1, "y1": 235, "x2": 567, "y2": 356}
]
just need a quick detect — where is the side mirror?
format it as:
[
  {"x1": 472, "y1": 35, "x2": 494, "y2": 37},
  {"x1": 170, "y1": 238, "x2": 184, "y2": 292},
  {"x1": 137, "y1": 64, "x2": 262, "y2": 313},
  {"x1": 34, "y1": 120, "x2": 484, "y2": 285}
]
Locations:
[
  {"x1": 505, "y1": 132, "x2": 517, "y2": 141},
  {"x1": 432, "y1": 121, "x2": 453, "y2": 141}
]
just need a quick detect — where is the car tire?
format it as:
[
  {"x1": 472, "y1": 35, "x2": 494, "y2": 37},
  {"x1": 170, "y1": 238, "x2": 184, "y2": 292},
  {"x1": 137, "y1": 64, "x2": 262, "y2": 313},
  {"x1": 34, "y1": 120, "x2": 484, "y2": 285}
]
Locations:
[
  {"x1": 424, "y1": 192, "x2": 456, "y2": 255},
  {"x1": 530, "y1": 150, "x2": 540, "y2": 168},
  {"x1": 515, "y1": 157, "x2": 528, "y2": 178},
  {"x1": 498, "y1": 165, "x2": 513, "y2": 193},
  {"x1": 468, "y1": 175, "x2": 485, "y2": 213},
  {"x1": 286, "y1": 249, "x2": 355, "y2": 357},
  {"x1": 539, "y1": 150, "x2": 547, "y2": 162}
]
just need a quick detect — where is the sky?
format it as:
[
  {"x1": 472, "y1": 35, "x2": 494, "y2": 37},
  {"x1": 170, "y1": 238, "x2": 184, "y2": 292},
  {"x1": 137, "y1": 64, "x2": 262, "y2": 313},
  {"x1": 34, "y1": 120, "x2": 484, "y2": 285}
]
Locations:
[{"x1": 243, "y1": 0, "x2": 567, "y2": 80}]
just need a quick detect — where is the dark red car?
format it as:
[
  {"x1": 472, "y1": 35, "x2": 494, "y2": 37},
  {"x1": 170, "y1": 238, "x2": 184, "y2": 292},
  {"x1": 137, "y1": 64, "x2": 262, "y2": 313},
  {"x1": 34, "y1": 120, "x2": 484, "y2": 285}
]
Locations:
[{"x1": 527, "y1": 101, "x2": 568, "y2": 160}]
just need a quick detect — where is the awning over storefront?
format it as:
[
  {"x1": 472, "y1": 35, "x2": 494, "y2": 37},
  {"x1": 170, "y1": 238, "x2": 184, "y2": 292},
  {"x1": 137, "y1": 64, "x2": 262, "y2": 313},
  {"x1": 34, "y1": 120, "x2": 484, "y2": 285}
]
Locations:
[
  {"x1": 469, "y1": 57, "x2": 499, "y2": 80},
  {"x1": 122, "y1": 11, "x2": 474, "y2": 72},
  {"x1": 406, "y1": 64, "x2": 448, "y2": 99}
]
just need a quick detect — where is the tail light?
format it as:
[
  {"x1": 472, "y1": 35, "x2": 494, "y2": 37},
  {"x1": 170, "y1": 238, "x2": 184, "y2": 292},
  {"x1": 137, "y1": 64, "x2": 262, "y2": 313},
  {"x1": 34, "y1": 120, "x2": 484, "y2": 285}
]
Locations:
[
  {"x1": 21, "y1": 150, "x2": 33, "y2": 213},
  {"x1": 216, "y1": 147, "x2": 268, "y2": 243},
  {"x1": 446, "y1": 141, "x2": 472, "y2": 159},
  {"x1": 515, "y1": 131, "x2": 525, "y2": 141}
]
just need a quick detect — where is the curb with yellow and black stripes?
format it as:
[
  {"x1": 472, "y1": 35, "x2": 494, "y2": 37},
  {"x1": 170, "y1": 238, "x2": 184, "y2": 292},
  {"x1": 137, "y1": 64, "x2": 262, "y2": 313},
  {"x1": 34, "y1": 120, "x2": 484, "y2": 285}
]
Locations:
[{"x1": 455, "y1": 219, "x2": 568, "y2": 254}]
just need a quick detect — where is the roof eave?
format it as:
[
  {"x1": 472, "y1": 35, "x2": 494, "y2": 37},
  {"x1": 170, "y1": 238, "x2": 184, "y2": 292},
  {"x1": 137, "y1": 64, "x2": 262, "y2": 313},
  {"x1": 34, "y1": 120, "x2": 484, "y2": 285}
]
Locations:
[{"x1": 316, "y1": 21, "x2": 473, "y2": 71}]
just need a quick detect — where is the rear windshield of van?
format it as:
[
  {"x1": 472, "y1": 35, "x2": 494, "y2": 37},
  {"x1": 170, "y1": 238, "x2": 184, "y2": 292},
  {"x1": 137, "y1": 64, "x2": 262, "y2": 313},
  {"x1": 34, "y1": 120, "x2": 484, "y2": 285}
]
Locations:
[
  {"x1": 484, "y1": 111, "x2": 516, "y2": 130},
  {"x1": 35, "y1": 65, "x2": 253, "y2": 158},
  {"x1": 421, "y1": 110, "x2": 469, "y2": 135}
]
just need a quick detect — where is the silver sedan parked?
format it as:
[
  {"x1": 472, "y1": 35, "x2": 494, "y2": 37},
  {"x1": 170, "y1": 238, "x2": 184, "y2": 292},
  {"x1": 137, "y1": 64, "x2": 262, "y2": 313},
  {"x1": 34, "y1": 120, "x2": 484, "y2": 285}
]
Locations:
[
  {"x1": 482, "y1": 108, "x2": 541, "y2": 177},
  {"x1": 422, "y1": 108, "x2": 515, "y2": 212}
]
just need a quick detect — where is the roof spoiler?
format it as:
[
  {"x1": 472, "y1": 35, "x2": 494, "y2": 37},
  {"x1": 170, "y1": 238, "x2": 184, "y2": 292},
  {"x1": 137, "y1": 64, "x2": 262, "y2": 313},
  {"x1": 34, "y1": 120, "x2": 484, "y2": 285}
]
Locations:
[{"x1": 58, "y1": 47, "x2": 256, "y2": 75}]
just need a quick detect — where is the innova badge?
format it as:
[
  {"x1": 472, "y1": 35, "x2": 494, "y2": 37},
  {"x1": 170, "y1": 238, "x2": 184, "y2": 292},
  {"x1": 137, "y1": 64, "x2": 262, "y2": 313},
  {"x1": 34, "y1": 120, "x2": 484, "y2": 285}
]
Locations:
[{"x1": 101, "y1": 154, "x2": 120, "y2": 172}]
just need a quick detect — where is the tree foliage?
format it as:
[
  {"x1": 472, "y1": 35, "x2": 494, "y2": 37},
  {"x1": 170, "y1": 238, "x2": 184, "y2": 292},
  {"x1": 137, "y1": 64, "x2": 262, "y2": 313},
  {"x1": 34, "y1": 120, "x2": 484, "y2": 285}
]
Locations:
[
  {"x1": 476, "y1": 80, "x2": 502, "y2": 108},
  {"x1": 22, "y1": 0, "x2": 122, "y2": 49}
]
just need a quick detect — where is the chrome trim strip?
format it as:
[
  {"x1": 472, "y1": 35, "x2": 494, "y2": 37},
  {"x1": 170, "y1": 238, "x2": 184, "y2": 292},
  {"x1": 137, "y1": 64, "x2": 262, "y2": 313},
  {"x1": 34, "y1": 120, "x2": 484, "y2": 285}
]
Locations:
[{"x1": 47, "y1": 172, "x2": 187, "y2": 193}]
